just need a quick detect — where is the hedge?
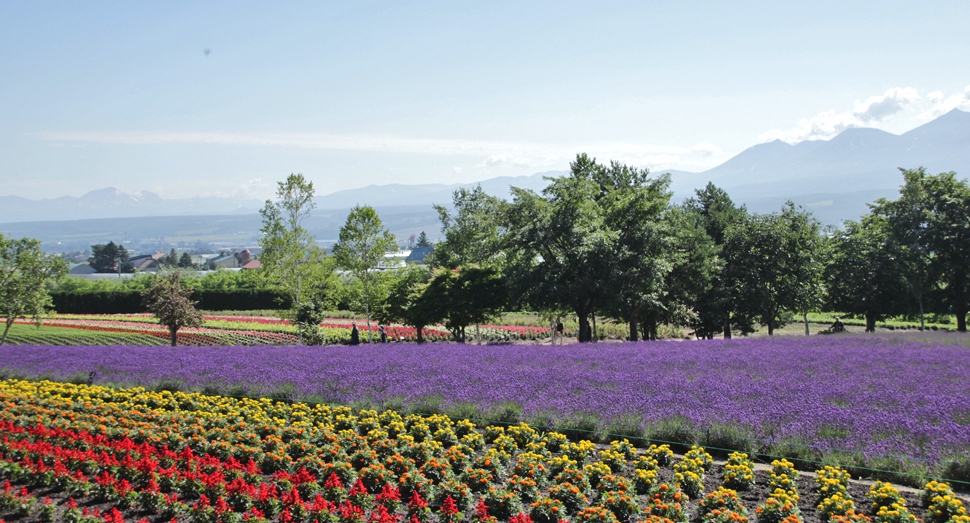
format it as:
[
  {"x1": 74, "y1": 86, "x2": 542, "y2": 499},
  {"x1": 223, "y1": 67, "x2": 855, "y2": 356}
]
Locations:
[{"x1": 50, "y1": 290, "x2": 292, "y2": 314}]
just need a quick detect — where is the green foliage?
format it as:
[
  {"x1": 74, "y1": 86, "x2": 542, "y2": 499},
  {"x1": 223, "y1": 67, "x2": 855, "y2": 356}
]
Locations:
[
  {"x1": 423, "y1": 264, "x2": 507, "y2": 342},
  {"x1": 0, "y1": 234, "x2": 68, "y2": 344},
  {"x1": 332, "y1": 205, "x2": 397, "y2": 342},
  {"x1": 724, "y1": 202, "x2": 825, "y2": 335},
  {"x1": 374, "y1": 266, "x2": 438, "y2": 343},
  {"x1": 88, "y1": 241, "x2": 134, "y2": 273},
  {"x1": 140, "y1": 271, "x2": 204, "y2": 346},
  {"x1": 259, "y1": 174, "x2": 336, "y2": 343},
  {"x1": 503, "y1": 153, "x2": 672, "y2": 342},
  {"x1": 429, "y1": 186, "x2": 507, "y2": 269}
]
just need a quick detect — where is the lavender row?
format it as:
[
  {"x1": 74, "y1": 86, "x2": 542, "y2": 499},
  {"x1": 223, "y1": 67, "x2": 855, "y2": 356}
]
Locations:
[{"x1": 2, "y1": 337, "x2": 968, "y2": 466}]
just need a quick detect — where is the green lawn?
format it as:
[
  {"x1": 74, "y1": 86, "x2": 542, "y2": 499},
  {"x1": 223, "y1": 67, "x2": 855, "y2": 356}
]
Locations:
[{"x1": 0, "y1": 324, "x2": 164, "y2": 346}]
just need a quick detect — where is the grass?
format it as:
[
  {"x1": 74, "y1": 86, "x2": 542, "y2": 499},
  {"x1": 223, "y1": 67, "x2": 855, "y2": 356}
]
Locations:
[{"x1": 0, "y1": 323, "x2": 164, "y2": 346}]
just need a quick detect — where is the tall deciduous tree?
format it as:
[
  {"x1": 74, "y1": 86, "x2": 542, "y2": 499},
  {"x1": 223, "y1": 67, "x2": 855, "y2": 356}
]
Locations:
[
  {"x1": 422, "y1": 264, "x2": 507, "y2": 343},
  {"x1": 259, "y1": 174, "x2": 335, "y2": 344},
  {"x1": 0, "y1": 234, "x2": 68, "y2": 344},
  {"x1": 429, "y1": 186, "x2": 508, "y2": 269},
  {"x1": 374, "y1": 266, "x2": 439, "y2": 343},
  {"x1": 503, "y1": 154, "x2": 670, "y2": 342},
  {"x1": 683, "y1": 183, "x2": 749, "y2": 338},
  {"x1": 724, "y1": 202, "x2": 824, "y2": 335},
  {"x1": 824, "y1": 216, "x2": 909, "y2": 332},
  {"x1": 872, "y1": 168, "x2": 970, "y2": 331},
  {"x1": 332, "y1": 205, "x2": 396, "y2": 343},
  {"x1": 141, "y1": 271, "x2": 204, "y2": 346}
]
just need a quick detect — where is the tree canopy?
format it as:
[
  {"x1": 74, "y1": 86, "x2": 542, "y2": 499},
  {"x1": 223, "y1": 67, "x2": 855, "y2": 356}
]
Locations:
[
  {"x1": 332, "y1": 205, "x2": 397, "y2": 343},
  {"x1": 0, "y1": 234, "x2": 68, "y2": 344},
  {"x1": 258, "y1": 173, "x2": 335, "y2": 343}
]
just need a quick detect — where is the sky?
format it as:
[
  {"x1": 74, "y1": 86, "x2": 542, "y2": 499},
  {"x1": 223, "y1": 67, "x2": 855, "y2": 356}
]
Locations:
[{"x1": 2, "y1": 1, "x2": 969, "y2": 201}]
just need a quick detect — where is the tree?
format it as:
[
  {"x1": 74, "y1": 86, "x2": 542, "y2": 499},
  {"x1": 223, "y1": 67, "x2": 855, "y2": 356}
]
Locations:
[
  {"x1": 259, "y1": 173, "x2": 335, "y2": 344},
  {"x1": 422, "y1": 264, "x2": 507, "y2": 343},
  {"x1": 88, "y1": 241, "x2": 134, "y2": 274},
  {"x1": 140, "y1": 271, "x2": 204, "y2": 346},
  {"x1": 178, "y1": 252, "x2": 194, "y2": 269},
  {"x1": 374, "y1": 266, "x2": 439, "y2": 343},
  {"x1": 682, "y1": 183, "x2": 748, "y2": 338},
  {"x1": 416, "y1": 231, "x2": 431, "y2": 248},
  {"x1": 332, "y1": 205, "x2": 397, "y2": 343},
  {"x1": 429, "y1": 186, "x2": 508, "y2": 269},
  {"x1": 872, "y1": 168, "x2": 970, "y2": 331},
  {"x1": 503, "y1": 154, "x2": 671, "y2": 342},
  {"x1": 723, "y1": 203, "x2": 824, "y2": 335},
  {"x1": 824, "y1": 216, "x2": 909, "y2": 332},
  {"x1": 163, "y1": 248, "x2": 179, "y2": 267},
  {"x1": 0, "y1": 234, "x2": 68, "y2": 344}
]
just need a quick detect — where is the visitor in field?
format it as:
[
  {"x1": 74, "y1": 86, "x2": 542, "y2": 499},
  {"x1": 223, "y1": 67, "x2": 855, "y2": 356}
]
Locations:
[
  {"x1": 350, "y1": 323, "x2": 360, "y2": 345},
  {"x1": 379, "y1": 325, "x2": 388, "y2": 343},
  {"x1": 831, "y1": 316, "x2": 845, "y2": 333}
]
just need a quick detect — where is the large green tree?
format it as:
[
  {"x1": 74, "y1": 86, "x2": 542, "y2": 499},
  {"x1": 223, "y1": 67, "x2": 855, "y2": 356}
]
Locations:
[
  {"x1": 682, "y1": 183, "x2": 749, "y2": 338},
  {"x1": 503, "y1": 154, "x2": 670, "y2": 342},
  {"x1": 724, "y1": 202, "x2": 824, "y2": 335},
  {"x1": 259, "y1": 173, "x2": 335, "y2": 343},
  {"x1": 374, "y1": 266, "x2": 439, "y2": 343},
  {"x1": 422, "y1": 264, "x2": 507, "y2": 343},
  {"x1": 824, "y1": 215, "x2": 909, "y2": 332},
  {"x1": 429, "y1": 186, "x2": 508, "y2": 269},
  {"x1": 871, "y1": 168, "x2": 970, "y2": 331},
  {"x1": 0, "y1": 234, "x2": 68, "y2": 344},
  {"x1": 141, "y1": 271, "x2": 204, "y2": 346},
  {"x1": 332, "y1": 205, "x2": 397, "y2": 343}
]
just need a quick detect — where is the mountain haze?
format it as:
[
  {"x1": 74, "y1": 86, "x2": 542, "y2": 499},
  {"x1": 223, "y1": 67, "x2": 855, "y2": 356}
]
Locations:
[{"x1": 1, "y1": 109, "x2": 967, "y2": 237}]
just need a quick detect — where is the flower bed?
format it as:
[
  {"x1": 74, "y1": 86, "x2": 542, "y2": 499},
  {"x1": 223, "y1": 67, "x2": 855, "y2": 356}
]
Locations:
[
  {"x1": 0, "y1": 379, "x2": 965, "y2": 523},
  {"x1": 0, "y1": 338, "x2": 968, "y2": 479}
]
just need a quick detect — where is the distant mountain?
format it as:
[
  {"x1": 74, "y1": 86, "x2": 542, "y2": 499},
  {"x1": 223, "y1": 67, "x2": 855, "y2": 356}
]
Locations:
[
  {"x1": 0, "y1": 188, "x2": 263, "y2": 223},
  {"x1": 313, "y1": 171, "x2": 564, "y2": 209},
  {"x1": 662, "y1": 108, "x2": 970, "y2": 222},
  {"x1": 2, "y1": 110, "x2": 967, "y2": 230}
]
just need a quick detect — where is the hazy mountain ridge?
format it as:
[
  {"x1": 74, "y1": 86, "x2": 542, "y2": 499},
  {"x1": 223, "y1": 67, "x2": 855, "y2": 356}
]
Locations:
[
  {"x1": 2, "y1": 109, "x2": 967, "y2": 236},
  {"x1": 0, "y1": 188, "x2": 264, "y2": 223}
]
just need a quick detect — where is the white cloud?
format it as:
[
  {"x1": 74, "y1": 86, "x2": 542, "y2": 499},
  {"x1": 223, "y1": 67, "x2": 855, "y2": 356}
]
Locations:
[
  {"x1": 920, "y1": 85, "x2": 970, "y2": 119},
  {"x1": 759, "y1": 86, "x2": 920, "y2": 143}
]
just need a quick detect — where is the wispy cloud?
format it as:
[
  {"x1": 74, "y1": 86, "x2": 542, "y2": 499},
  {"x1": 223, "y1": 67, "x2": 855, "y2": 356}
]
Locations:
[
  {"x1": 759, "y1": 87, "x2": 920, "y2": 143},
  {"x1": 35, "y1": 130, "x2": 724, "y2": 172},
  {"x1": 921, "y1": 85, "x2": 970, "y2": 119}
]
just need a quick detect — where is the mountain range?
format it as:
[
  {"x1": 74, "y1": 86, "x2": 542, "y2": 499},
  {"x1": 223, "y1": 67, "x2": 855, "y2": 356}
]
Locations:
[{"x1": 2, "y1": 109, "x2": 967, "y2": 241}]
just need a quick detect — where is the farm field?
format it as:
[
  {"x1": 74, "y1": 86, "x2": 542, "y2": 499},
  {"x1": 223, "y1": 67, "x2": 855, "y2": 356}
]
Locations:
[
  {"x1": 1, "y1": 337, "x2": 968, "y2": 484},
  {"x1": 1, "y1": 378, "x2": 968, "y2": 523},
  {"x1": 5, "y1": 314, "x2": 563, "y2": 346}
]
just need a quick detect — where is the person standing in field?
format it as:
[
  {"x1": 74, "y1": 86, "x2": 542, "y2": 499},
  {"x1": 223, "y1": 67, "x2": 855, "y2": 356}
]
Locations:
[
  {"x1": 350, "y1": 323, "x2": 360, "y2": 345},
  {"x1": 379, "y1": 325, "x2": 388, "y2": 343}
]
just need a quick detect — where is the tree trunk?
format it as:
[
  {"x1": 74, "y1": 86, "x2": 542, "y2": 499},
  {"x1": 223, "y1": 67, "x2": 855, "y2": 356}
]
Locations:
[
  {"x1": 918, "y1": 298, "x2": 925, "y2": 331},
  {"x1": 577, "y1": 313, "x2": 591, "y2": 342},
  {"x1": 767, "y1": 321, "x2": 774, "y2": 336},
  {"x1": 1, "y1": 318, "x2": 14, "y2": 345},
  {"x1": 957, "y1": 308, "x2": 967, "y2": 333},
  {"x1": 416, "y1": 325, "x2": 425, "y2": 343},
  {"x1": 724, "y1": 323, "x2": 732, "y2": 339},
  {"x1": 170, "y1": 328, "x2": 178, "y2": 347},
  {"x1": 866, "y1": 313, "x2": 876, "y2": 333},
  {"x1": 476, "y1": 324, "x2": 481, "y2": 345},
  {"x1": 365, "y1": 280, "x2": 373, "y2": 343},
  {"x1": 592, "y1": 314, "x2": 597, "y2": 343},
  {"x1": 803, "y1": 313, "x2": 809, "y2": 336},
  {"x1": 629, "y1": 317, "x2": 638, "y2": 341}
]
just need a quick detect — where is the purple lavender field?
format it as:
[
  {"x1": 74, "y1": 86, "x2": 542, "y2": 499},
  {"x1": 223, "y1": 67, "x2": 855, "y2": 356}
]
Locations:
[{"x1": 2, "y1": 337, "x2": 968, "y2": 472}]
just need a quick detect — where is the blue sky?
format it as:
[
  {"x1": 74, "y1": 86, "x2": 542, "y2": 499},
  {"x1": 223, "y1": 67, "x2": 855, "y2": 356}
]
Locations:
[{"x1": 2, "y1": 1, "x2": 969, "y2": 200}]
